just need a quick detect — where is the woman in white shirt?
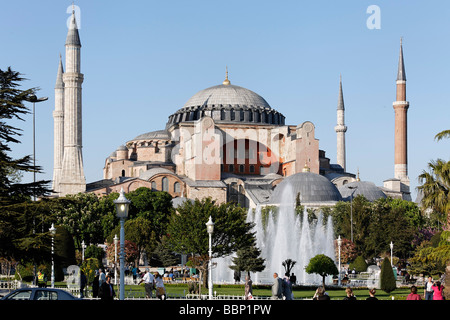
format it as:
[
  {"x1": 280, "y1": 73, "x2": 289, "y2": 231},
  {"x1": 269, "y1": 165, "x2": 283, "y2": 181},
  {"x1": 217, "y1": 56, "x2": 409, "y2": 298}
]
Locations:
[{"x1": 154, "y1": 272, "x2": 166, "y2": 300}]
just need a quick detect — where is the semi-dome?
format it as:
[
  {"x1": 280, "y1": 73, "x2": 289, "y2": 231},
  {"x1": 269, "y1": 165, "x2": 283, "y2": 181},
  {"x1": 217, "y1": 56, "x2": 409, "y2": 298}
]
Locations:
[
  {"x1": 269, "y1": 172, "x2": 342, "y2": 205},
  {"x1": 338, "y1": 180, "x2": 386, "y2": 202},
  {"x1": 166, "y1": 76, "x2": 285, "y2": 128}
]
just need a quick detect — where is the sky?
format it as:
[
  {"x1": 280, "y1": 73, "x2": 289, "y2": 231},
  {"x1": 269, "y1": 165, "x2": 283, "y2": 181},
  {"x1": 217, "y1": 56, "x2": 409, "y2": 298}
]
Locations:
[{"x1": 1, "y1": 0, "x2": 449, "y2": 201}]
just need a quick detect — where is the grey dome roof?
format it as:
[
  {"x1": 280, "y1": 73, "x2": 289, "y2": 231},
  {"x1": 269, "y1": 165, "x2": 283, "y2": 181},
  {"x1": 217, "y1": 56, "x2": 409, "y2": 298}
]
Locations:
[
  {"x1": 269, "y1": 172, "x2": 342, "y2": 205},
  {"x1": 338, "y1": 181, "x2": 386, "y2": 202},
  {"x1": 183, "y1": 84, "x2": 271, "y2": 109},
  {"x1": 166, "y1": 83, "x2": 285, "y2": 128},
  {"x1": 130, "y1": 130, "x2": 170, "y2": 141},
  {"x1": 139, "y1": 167, "x2": 176, "y2": 181}
]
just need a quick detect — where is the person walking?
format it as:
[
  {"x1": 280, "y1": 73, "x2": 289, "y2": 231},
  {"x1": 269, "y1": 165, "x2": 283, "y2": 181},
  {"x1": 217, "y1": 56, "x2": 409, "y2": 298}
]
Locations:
[
  {"x1": 92, "y1": 270, "x2": 99, "y2": 298},
  {"x1": 139, "y1": 269, "x2": 155, "y2": 299},
  {"x1": 424, "y1": 276, "x2": 434, "y2": 300},
  {"x1": 154, "y1": 272, "x2": 167, "y2": 300},
  {"x1": 99, "y1": 275, "x2": 115, "y2": 300},
  {"x1": 80, "y1": 270, "x2": 87, "y2": 298},
  {"x1": 271, "y1": 273, "x2": 283, "y2": 300},
  {"x1": 244, "y1": 275, "x2": 253, "y2": 300},
  {"x1": 406, "y1": 286, "x2": 422, "y2": 300},
  {"x1": 282, "y1": 275, "x2": 293, "y2": 300},
  {"x1": 432, "y1": 281, "x2": 445, "y2": 300},
  {"x1": 99, "y1": 268, "x2": 106, "y2": 288}
]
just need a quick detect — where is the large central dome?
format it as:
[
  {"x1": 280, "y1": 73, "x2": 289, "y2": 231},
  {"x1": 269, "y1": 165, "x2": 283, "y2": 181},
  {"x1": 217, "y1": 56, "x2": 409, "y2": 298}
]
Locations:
[
  {"x1": 183, "y1": 84, "x2": 271, "y2": 109},
  {"x1": 166, "y1": 76, "x2": 285, "y2": 128}
]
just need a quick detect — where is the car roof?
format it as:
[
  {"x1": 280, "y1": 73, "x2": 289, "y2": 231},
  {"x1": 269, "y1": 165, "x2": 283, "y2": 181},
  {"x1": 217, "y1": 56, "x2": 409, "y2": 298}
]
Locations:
[{"x1": 2, "y1": 287, "x2": 78, "y2": 300}]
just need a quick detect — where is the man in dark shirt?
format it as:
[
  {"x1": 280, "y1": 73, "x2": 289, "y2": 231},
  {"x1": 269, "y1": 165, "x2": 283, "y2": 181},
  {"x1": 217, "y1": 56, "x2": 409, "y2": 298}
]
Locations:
[{"x1": 99, "y1": 275, "x2": 115, "y2": 300}]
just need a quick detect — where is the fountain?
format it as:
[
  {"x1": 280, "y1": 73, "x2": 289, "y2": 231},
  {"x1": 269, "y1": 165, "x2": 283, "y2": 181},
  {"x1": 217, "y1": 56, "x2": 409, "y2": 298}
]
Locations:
[{"x1": 214, "y1": 182, "x2": 336, "y2": 285}]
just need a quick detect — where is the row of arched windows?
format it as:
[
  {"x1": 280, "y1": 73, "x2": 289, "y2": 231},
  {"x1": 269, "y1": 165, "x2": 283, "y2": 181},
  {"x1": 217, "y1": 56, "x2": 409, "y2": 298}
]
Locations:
[{"x1": 151, "y1": 177, "x2": 181, "y2": 193}]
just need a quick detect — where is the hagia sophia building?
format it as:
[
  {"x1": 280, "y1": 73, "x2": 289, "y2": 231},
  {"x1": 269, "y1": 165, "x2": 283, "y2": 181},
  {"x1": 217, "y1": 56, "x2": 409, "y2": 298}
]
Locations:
[{"x1": 52, "y1": 10, "x2": 412, "y2": 208}]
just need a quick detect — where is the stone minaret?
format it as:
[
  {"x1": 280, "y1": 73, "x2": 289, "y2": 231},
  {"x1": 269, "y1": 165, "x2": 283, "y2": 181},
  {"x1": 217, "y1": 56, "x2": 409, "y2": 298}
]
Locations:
[
  {"x1": 334, "y1": 75, "x2": 347, "y2": 171},
  {"x1": 59, "y1": 9, "x2": 86, "y2": 196},
  {"x1": 393, "y1": 38, "x2": 409, "y2": 186},
  {"x1": 52, "y1": 55, "x2": 64, "y2": 194}
]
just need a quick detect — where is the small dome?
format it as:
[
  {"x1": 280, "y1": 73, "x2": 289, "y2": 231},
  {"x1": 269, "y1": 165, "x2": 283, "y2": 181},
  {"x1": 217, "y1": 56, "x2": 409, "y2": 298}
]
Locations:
[
  {"x1": 269, "y1": 172, "x2": 342, "y2": 205},
  {"x1": 116, "y1": 145, "x2": 128, "y2": 151},
  {"x1": 338, "y1": 181, "x2": 386, "y2": 202}
]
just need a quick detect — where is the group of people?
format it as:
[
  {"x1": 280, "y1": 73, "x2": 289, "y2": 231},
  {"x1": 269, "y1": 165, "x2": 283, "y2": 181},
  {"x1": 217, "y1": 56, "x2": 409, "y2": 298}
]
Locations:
[
  {"x1": 138, "y1": 268, "x2": 167, "y2": 300},
  {"x1": 420, "y1": 276, "x2": 445, "y2": 300},
  {"x1": 90, "y1": 268, "x2": 115, "y2": 300},
  {"x1": 271, "y1": 273, "x2": 294, "y2": 300}
]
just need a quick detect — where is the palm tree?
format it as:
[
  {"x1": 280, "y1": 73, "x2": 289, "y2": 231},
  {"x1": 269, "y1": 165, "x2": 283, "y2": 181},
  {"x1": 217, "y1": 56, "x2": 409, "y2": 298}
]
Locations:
[
  {"x1": 418, "y1": 159, "x2": 450, "y2": 229},
  {"x1": 282, "y1": 258, "x2": 297, "y2": 277},
  {"x1": 435, "y1": 129, "x2": 450, "y2": 142}
]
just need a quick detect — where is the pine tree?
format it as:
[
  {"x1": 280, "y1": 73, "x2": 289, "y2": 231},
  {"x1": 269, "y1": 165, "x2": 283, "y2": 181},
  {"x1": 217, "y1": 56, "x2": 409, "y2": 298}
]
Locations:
[
  {"x1": 230, "y1": 245, "x2": 265, "y2": 277},
  {"x1": 380, "y1": 257, "x2": 396, "y2": 294},
  {"x1": 0, "y1": 67, "x2": 51, "y2": 204}
]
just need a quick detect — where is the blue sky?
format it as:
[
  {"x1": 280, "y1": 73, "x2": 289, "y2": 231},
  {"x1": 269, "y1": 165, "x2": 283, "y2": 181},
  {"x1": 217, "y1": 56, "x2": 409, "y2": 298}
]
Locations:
[{"x1": 1, "y1": 0, "x2": 449, "y2": 200}]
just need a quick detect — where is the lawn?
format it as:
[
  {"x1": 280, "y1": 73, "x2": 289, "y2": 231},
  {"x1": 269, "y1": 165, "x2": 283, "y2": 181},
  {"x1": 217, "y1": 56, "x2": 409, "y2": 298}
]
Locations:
[{"x1": 119, "y1": 283, "x2": 414, "y2": 300}]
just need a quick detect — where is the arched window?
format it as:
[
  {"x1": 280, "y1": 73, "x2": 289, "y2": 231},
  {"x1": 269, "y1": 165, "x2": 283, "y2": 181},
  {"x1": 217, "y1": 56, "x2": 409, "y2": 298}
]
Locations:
[
  {"x1": 162, "y1": 177, "x2": 169, "y2": 192},
  {"x1": 151, "y1": 181, "x2": 157, "y2": 190},
  {"x1": 174, "y1": 182, "x2": 180, "y2": 193},
  {"x1": 121, "y1": 169, "x2": 125, "y2": 177}
]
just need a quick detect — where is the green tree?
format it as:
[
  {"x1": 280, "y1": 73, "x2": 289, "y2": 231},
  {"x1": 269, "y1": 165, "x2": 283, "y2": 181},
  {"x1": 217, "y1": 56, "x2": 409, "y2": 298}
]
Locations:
[
  {"x1": 166, "y1": 198, "x2": 256, "y2": 258},
  {"x1": 107, "y1": 216, "x2": 156, "y2": 267},
  {"x1": 305, "y1": 254, "x2": 338, "y2": 288},
  {"x1": 230, "y1": 244, "x2": 265, "y2": 277},
  {"x1": 349, "y1": 255, "x2": 368, "y2": 273},
  {"x1": 418, "y1": 159, "x2": 450, "y2": 229},
  {"x1": 126, "y1": 187, "x2": 174, "y2": 239},
  {"x1": 0, "y1": 67, "x2": 51, "y2": 204},
  {"x1": 379, "y1": 257, "x2": 396, "y2": 294},
  {"x1": 53, "y1": 193, "x2": 105, "y2": 249},
  {"x1": 435, "y1": 129, "x2": 450, "y2": 142},
  {"x1": 366, "y1": 198, "x2": 415, "y2": 259}
]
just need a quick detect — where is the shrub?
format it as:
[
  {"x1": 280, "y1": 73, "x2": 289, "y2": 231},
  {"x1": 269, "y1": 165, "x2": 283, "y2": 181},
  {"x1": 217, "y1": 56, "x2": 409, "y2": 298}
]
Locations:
[
  {"x1": 380, "y1": 257, "x2": 396, "y2": 294},
  {"x1": 349, "y1": 256, "x2": 368, "y2": 273}
]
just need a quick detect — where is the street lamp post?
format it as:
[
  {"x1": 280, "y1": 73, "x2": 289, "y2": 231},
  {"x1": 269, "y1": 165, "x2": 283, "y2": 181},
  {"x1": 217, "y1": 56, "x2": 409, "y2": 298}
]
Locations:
[
  {"x1": 114, "y1": 234, "x2": 118, "y2": 285},
  {"x1": 27, "y1": 94, "x2": 48, "y2": 201},
  {"x1": 114, "y1": 188, "x2": 131, "y2": 300},
  {"x1": 390, "y1": 241, "x2": 394, "y2": 267},
  {"x1": 206, "y1": 216, "x2": 215, "y2": 300},
  {"x1": 348, "y1": 186, "x2": 358, "y2": 243},
  {"x1": 337, "y1": 235, "x2": 342, "y2": 286},
  {"x1": 49, "y1": 224, "x2": 56, "y2": 288},
  {"x1": 81, "y1": 240, "x2": 86, "y2": 262},
  {"x1": 26, "y1": 94, "x2": 48, "y2": 286}
]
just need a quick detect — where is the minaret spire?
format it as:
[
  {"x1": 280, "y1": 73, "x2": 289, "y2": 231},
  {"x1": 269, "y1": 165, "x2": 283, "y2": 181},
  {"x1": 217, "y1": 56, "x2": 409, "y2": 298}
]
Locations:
[
  {"x1": 335, "y1": 74, "x2": 347, "y2": 171},
  {"x1": 52, "y1": 54, "x2": 65, "y2": 194},
  {"x1": 397, "y1": 37, "x2": 406, "y2": 81},
  {"x1": 393, "y1": 37, "x2": 410, "y2": 193},
  {"x1": 59, "y1": 9, "x2": 86, "y2": 196}
]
